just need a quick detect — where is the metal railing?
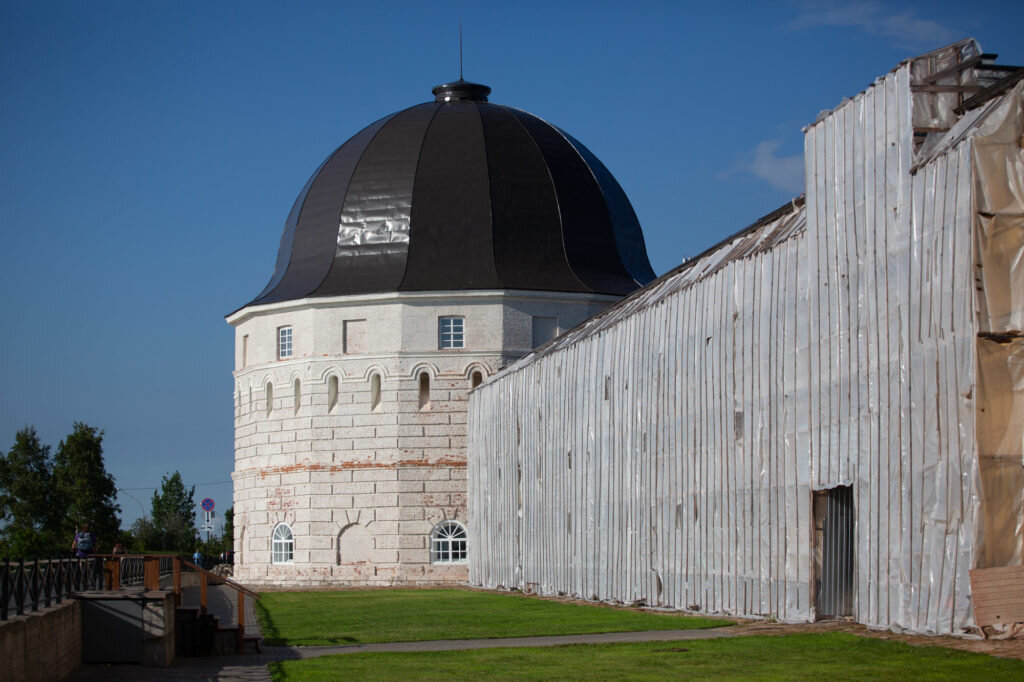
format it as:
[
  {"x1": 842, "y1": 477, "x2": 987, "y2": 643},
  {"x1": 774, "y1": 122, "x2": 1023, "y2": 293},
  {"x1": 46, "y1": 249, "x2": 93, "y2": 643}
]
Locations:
[
  {"x1": 4, "y1": 554, "x2": 259, "y2": 652},
  {"x1": 1, "y1": 556, "x2": 103, "y2": 621},
  {"x1": 114, "y1": 555, "x2": 176, "y2": 588}
]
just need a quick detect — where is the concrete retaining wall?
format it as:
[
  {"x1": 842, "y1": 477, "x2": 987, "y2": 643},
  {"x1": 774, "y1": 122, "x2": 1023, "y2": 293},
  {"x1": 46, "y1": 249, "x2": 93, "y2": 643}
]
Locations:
[{"x1": 0, "y1": 600, "x2": 81, "y2": 682}]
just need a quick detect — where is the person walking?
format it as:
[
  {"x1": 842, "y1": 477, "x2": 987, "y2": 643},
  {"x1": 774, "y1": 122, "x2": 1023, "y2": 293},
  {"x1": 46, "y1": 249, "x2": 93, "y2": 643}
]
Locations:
[{"x1": 72, "y1": 522, "x2": 97, "y2": 558}]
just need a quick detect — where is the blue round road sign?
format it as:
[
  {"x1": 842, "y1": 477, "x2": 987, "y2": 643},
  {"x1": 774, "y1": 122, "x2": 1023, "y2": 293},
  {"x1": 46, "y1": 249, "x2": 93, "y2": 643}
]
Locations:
[{"x1": 201, "y1": 498, "x2": 215, "y2": 511}]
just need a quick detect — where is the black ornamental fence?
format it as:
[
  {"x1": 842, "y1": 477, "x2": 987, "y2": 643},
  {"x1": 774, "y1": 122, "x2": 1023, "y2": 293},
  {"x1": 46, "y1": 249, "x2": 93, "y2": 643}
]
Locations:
[
  {"x1": 112, "y1": 554, "x2": 176, "y2": 588},
  {"x1": 0, "y1": 555, "x2": 182, "y2": 621},
  {"x1": 1, "y1": 556, "x2": 103, "y2": 621}
]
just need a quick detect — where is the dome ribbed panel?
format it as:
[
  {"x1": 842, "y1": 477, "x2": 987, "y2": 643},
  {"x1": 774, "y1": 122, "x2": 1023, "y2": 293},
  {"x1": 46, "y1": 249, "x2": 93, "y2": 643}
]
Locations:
[
  {"x1": 477, "y1": 103, "x2": 588, "y2": 292},
  {"x1": 399, "y1": 102, "x2": 503, "y2": 291},
  {"x1": 234, "y1": 86, "x2": 658, "y2": 313},
  {"x1": 313, "y1": 103, "x2": 439, "y2": 296},
  {"x1": 251, "y1": 113, "x2": 395, "y2": 305},
  {"x1": 558, "y1": 129, "x2": 656, "y2": 286},
  {"x1": 508, "y1": 109, "x2": 639, "y2": 295},
  {"x1": 250, "y1": 158, "x2": 322, "y2": 303}
]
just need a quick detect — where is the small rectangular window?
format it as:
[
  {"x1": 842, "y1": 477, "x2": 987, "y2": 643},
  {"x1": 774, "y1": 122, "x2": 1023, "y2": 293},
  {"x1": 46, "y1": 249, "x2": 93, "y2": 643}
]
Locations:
[
  {"x1": 439, "y1": 316, "x2": 464, "y2": 349},
  {"x1": 278, "y1": 326, "x2": 293, "y2": 359},
  {"x1": 242, "y1": 334, "x2": 249, "y2": 368}
]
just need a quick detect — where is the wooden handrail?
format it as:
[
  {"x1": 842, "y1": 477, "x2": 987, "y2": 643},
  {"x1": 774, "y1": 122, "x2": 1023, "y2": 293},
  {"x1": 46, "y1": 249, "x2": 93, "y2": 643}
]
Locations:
[
  {"x1": 89, "y1": 554, "x2": 259, "y2": 646},
  {"x1": 179, "y1": 558, "x2": 259, "y2": 643},
  {"x1": 179, "y1": 559, "x2": 260, "y2": 599}
]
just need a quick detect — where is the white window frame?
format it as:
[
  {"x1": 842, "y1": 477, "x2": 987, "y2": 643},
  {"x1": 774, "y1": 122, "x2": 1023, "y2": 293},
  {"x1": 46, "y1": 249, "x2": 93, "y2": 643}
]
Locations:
[
  {"x1": 272, "y1": 523, "x2": 294, "y2": 565},
  {"x1": 430, "y1": 520, "x2": 467, "y2": 564},
  {"x1": 438, "y1": 316, "x2": 464, "y2": 349},
  {"x1": 278, "y1": 326, "x2": 293, "y2": 359}
]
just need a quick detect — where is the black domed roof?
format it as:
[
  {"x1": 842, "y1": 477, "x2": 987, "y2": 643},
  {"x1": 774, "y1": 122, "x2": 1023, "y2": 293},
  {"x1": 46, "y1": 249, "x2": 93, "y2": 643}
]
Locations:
[{"x1": 246, "y1": 80, "x2": 655, "y2": 307}]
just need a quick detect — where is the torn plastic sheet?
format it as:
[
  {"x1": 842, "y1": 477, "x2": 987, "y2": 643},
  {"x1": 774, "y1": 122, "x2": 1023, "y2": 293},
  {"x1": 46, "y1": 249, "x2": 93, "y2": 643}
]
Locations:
[
  {"x1": 910, "y1": 39, "x2": 982, "y2": 132},
  {"x1": 974, "y1": 84, "x2": 1024, "y2": 332},
  {"x1": 976, "y1": 339, "x2": 1024, "y2": 568}
]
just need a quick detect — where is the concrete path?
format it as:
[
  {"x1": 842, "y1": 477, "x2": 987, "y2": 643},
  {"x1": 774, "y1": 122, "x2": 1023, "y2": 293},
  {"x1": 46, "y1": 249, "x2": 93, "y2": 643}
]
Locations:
[{"x1": 65, "y1": 626, "x2": 745, "y2": 681}]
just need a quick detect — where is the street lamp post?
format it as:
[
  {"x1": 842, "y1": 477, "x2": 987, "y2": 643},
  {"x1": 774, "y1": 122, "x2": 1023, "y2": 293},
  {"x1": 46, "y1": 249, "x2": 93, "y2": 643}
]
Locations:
[{"x1": 117, "y1": 488, "x2": 147, "y2": 522}]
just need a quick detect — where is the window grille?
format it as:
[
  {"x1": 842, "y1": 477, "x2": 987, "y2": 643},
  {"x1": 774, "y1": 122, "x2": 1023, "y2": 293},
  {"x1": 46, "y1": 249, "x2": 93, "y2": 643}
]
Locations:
[
  {"x1": 278, "y1": 326, "x2": 293, "y2": 359},
  {"x1": 430, "y1": 520, "x2": 467, "y2": 564},
  {"x1": 438, "y1": 317, "x2": 464, "y2": 349},
  {"x1": 272, "y1": 523, "x2": 294, "y2": 564}
]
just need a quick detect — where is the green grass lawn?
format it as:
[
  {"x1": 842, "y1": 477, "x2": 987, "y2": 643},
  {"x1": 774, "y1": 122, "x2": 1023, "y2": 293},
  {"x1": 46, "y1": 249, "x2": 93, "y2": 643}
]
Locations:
[
  {"x1": 255, "y1": 589, "x2": 728, "y2": 646},
  {"x1": 268, "y1": 633, "x2": 1024, "y2": 681}
]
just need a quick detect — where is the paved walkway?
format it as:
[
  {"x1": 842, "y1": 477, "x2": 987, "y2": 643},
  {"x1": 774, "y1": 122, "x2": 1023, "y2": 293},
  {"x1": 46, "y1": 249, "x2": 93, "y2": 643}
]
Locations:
[
  {"x1": 64, "y1": 614, "x2": 1024, "y2": 681},
  {"x1": 65, "y1": 626, "x2": 747, "y2": 681}
]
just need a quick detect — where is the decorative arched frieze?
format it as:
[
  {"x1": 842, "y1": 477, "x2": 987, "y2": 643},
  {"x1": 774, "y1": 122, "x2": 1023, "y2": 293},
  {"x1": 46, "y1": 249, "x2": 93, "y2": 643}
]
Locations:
[
  {"x1": 408, "y1": 362, "x2": 439, "y2": 380},
  {"x1": 359, "y1": 363, "x2": 390, "y2": 382},
  {"x1": 318, "y1": 366, "x2": 346, "y2": 383},
  {"x1": 462, "y1": 362, "x2": 491, "y2": 380}
]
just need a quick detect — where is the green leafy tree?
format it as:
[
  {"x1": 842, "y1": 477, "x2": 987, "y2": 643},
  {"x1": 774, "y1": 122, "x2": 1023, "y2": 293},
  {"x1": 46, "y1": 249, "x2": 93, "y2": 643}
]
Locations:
[
  {"x1": 223, "y1": 507, "x2": 234, "y2": 551},
  {"x1": 0, "y1": 427, "x2": 63, "y2": 556},
  {"x1": 129, "y1": 516, "x2": 157, "y2": 552},
  {"x1": 149, "y1": 471, "x2": 197, "y2": 552},
  {"x1": 52, "y1": 422, "x2": 120, "y2": 552}
]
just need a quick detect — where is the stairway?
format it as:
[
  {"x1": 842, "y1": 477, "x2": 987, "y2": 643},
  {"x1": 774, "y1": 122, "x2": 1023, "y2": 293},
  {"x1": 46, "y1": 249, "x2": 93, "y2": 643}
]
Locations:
[{"x1": 176, "y1": 583, "x2": 262, "y2": 657}]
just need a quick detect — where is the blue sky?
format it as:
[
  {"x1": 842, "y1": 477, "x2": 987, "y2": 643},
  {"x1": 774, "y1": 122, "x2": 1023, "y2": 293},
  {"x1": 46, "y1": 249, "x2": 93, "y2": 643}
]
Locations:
[{"x1": 2, "y1": 1, "x2": 1022, "y2": 530}]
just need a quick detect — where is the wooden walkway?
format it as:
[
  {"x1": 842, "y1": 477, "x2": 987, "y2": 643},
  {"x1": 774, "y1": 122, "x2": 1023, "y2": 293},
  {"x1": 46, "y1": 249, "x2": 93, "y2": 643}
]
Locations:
[{"x1": 180, "y1": 583, "x2": 262, "y2": 640}]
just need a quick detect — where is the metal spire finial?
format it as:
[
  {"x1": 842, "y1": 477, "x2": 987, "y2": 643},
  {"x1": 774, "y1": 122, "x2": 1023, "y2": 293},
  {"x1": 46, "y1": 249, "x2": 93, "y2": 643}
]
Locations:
[{"x1": 459, "y1": 19, "x2": 464, "y2": 81}]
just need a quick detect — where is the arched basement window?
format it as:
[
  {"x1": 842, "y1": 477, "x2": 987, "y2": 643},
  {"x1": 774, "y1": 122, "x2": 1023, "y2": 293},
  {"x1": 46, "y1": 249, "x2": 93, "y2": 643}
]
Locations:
[
  {"x1": 418, "y1": 373, "x2": 430, "y2": 410},
  {"x1": 430, "y1": 520, "x2": 467, "y2": 564},
  {"x1": 293, "y1": 379, "x2": 301, "y2": 414},
  {"x1": 328, "y1": 375, "x2": 339, "y2": 411},
  {"x1": 471, "y1": 371, "x2": 483, "y2": 388},
  {"x1": 371, "y1": 373, "x2": 382, "y2": 411},
  {"x1": 265, "y1": 382, "x2": 274, "y2": 416},
  {"x1": 272, "y1": 523, "x2": 294, "y2": 564}
]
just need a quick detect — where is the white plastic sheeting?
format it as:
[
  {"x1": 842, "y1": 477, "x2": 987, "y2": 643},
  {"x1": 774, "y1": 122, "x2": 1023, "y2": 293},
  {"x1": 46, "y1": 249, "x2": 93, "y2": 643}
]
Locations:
[
  {"x1": 470, "y1": 204, "x2": 814, "y2": 620},
  {"x1": 468, "y1": 55, "x2": 1024, "y2": 634}
]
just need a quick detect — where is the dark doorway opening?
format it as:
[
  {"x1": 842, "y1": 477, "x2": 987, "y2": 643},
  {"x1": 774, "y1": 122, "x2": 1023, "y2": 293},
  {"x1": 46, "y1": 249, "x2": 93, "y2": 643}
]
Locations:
[{"x1": 813, "y1": 485, "x2": 855, "y2": 619}]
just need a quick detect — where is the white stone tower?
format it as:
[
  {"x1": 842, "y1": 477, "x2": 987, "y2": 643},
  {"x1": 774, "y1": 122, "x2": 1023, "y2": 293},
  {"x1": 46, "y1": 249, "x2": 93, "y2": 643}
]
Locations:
[{"x1": 229, "y1": 79, "x2": 655, "y2": 586}]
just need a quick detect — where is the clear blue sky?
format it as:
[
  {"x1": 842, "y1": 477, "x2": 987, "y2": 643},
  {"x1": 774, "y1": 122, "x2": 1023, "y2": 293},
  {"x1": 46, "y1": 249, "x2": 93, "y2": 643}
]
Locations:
[{"x1": 2, "y1": 0, "x2": 1022, "y2": 530}]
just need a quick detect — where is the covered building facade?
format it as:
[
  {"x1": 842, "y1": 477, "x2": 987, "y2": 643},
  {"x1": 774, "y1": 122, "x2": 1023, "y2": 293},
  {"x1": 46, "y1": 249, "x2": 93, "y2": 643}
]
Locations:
[{"x1": 468, "y1": 40, "x2": 1024, "y2": 633}]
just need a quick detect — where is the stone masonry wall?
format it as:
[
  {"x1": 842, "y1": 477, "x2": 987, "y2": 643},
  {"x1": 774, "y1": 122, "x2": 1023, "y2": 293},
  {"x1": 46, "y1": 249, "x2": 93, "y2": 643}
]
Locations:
[
  {"x1": 232, "y1": 357, "x2": 483, "y2": 585},
  {"x1": 229, "y1": 292, "x2": 618, "y2": 586}
]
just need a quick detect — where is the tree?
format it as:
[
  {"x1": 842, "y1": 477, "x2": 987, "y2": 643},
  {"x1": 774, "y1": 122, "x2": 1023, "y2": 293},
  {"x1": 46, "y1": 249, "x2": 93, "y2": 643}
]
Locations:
[
  {"x1": 149, "y1": 471, "x2": 196, "y2": 552},
  {"x1": 52, "y1": 423, "x2": 120, "y2": 552},
  {"x1": 128, "y1": 516, "x2": 157, "y2": 552},
  {"x1": 0, "y1": 427, "x2": 63, "y2": 556},
  {"x1": 223, "y1": 507, "x2": 234, "y2": 551}
]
